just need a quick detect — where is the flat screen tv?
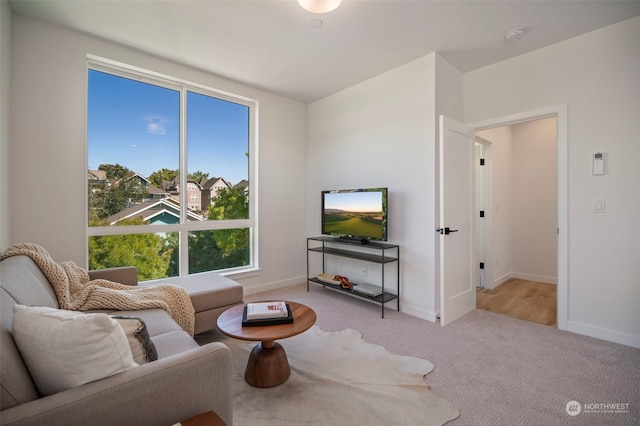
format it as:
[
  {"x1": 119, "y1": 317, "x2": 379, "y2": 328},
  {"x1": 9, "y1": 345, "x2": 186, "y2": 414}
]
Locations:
[{"x1": 321, "y1": 188, "x2": 388, "y2": 243}]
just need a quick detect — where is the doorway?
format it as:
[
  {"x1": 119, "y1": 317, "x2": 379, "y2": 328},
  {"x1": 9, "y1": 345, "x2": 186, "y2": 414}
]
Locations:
[
  {"x1": 472, "y1": 106, "x2": 568, "y2": 329},
  {"x1": 475, "y1": 121, "x2": 557, "y2": 327},
  {"x1": 477, "y1": 278, "x2": 557, "y2": 326}
]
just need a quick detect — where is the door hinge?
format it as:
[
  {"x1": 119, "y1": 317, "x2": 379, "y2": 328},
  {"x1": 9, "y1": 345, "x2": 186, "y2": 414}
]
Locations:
[
  {"x1": 480, "y1": 158, "x2": 485, "y2": 166},
  {"x1": 479, "y1": 262, "x2": 485, "y2": 269},
  {"x1": 479, "y1": 210, "x2": 485, "y2": 218}
]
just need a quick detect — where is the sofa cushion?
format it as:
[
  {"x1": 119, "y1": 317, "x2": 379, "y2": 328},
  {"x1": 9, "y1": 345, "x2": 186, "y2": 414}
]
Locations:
[
  {"x1": 111, "y1": 308, "x2": 185, "y2": 337},
  {"x1": 0, "y1": 256, "x2": 59, "y2": 308},
  {"x1": 12, "y1": 305, "x2": 137, "y2": 396},
  {"x1": 151, "y1": 330, "x2": 201, "y2": 358},
  {"x1": 111, "y1": 316, "x2": 158, "y2": 364},
  {"x1": 108, "y1": 309, "x2": 199, "y2": 358},
  {"x1": 1, "y1": 289, "x2": 39, "y2": 410}
]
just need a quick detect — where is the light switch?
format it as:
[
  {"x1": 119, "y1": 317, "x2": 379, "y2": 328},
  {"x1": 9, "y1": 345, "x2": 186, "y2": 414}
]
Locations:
[{"x1": 594, "y1": 200, "x2": 605, "y2": 213}]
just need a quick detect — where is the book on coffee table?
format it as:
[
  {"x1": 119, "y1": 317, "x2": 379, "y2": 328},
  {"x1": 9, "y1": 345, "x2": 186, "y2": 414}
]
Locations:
[
  {"x1": 242, "y1": 302, "x2": 293, "y2": 327},
  {"x1": 246, "y1": 301, "x2": 288, "y2": 320}
]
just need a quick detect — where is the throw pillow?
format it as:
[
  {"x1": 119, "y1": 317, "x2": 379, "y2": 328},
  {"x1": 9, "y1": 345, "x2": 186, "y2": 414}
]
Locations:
[
  {"x1": 110, "y1": 316, "x2": 158, "y2": 364},
  {"x1": 12, "y1": 305, "x2": 137, "y2": 396}
]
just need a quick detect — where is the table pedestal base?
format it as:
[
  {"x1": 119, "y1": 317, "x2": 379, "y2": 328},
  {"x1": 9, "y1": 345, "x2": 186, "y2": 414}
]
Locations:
[{"x1": 244, "y1": 341, "x2": 290, "y2": 388}]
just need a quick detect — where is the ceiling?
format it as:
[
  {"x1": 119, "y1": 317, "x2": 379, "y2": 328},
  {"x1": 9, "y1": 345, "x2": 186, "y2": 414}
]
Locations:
[{"x1": 9, "y1": 0, "x2": 640, "y2": 103}]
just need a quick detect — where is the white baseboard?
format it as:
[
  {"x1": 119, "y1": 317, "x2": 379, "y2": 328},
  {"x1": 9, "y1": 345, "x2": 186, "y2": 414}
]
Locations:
[
  {"x1": 401, "y1": 302, "x2": 438, "y2": 323},
  {"x1": 511, "y1": 272, "x2": 557, "y2": 285},
  {"x1": 568, "y1": 320, "x2": 640, "y2": 349},
  {"x1": 240, "y1": 276, "x2": 440, "y2": 324},
  {"x1": 491, "y1": 272, "x2": 557, "y2": 288},
  {"x1": 491, "y1": 273, "x2": 512, "y2": 289},
  {"x1": 241, "y1": 276, "x2": 306, "y2": 296}
]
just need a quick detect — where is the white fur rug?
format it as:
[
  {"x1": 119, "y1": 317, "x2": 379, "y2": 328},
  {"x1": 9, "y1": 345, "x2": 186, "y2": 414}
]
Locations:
[{"x1": 217, "y1": 326, "x2": 460, "y2": 426}]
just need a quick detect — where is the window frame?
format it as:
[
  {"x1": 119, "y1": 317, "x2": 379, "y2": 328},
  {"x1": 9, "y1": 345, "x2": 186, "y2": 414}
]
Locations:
[{"x1": 86, "y1": 56, "x2": 259, "y2": 278}]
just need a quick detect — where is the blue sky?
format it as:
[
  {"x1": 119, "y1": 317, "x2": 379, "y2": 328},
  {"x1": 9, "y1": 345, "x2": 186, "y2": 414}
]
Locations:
[{"x1": 88, "y1": 70, "x2": 249, "y2": 185}]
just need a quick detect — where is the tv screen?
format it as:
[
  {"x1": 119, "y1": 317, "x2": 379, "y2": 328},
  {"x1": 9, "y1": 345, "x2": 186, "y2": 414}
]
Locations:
[{"x1": 321, "y1": 188, "x2": 388, "y2": 242}]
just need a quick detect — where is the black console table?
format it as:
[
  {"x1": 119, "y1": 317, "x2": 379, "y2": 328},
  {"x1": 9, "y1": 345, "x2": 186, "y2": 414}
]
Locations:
[{"x1": 306, "y1": 236, "x2": 400, "y2": 318}]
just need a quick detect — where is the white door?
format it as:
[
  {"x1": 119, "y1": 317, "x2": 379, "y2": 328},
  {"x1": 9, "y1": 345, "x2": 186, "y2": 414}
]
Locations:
[{"x1": 439, "y1": 115, "x2": 476, "y2": 326}]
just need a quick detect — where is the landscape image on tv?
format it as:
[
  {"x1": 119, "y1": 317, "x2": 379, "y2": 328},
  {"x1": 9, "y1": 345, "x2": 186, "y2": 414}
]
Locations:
[{"x1": 323, "y1": 189, "x2": 387, "y2": 240}]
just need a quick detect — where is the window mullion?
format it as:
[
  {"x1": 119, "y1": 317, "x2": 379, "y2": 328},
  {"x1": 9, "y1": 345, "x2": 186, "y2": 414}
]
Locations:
[
  {"x1": 179, "y1": 88, "x2": 189, "y2": 276},
  {"x1": 249, "y1": 104, "x2": 258, "y2": 269}
]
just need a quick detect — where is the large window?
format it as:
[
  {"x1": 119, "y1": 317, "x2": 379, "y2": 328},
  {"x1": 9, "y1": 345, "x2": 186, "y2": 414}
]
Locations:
[{"x1": 87, "y1": 60, "x2": 256, "y2": 281}]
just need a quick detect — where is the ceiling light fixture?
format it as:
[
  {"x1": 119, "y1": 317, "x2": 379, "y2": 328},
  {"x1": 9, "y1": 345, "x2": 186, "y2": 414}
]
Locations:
[
  {"x1": 504, "y1": 27, "x2": 526, "y2": 41},
  {"x1": 297, "y1": 0, "x2": 342, "y2": 14}
]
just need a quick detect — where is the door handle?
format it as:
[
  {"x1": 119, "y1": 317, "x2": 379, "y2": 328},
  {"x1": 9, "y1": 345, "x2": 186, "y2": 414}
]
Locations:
[{"x1": 436, "y1": 227, "x2": 458, "y2": 235}]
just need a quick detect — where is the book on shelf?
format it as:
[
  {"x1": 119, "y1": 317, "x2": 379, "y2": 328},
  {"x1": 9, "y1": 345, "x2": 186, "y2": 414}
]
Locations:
[
  {"x1": 352, "y1": 283, "x2": 384, "y2": 297},
  {"x1": 245, "y1": 301, "x2": 288, "y2": 320},
  {"x1": 242, "y1": 303, "x2": 293, "y2": 327}
]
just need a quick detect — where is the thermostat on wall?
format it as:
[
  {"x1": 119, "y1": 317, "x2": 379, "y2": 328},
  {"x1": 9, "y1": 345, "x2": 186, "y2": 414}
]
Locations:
[{"x1": 593, "y1": 152, "x2": 604, "y2": 175}]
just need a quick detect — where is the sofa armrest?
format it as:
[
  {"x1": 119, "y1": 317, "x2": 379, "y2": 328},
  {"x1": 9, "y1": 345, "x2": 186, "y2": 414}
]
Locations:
[
  {"x1": 1, "y1": 342, "x2": 233, "y2": 426},
  {"x1": 88, "y1": 266, "x2": 138, "y2": 286}
]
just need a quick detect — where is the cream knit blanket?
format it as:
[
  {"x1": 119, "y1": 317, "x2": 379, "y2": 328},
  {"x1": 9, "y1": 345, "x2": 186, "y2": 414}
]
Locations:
[{"x1": 1, "y1": 243, "x2": 195, "y2": 336}]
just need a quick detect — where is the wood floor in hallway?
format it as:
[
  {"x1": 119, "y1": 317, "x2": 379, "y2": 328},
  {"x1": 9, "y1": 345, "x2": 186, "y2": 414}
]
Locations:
[{"x1": 476, "y1": 278, "x2": 557, "y2": 327}]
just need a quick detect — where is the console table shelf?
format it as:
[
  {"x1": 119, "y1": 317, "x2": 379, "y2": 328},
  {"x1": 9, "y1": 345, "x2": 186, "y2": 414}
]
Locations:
[
  {"x1": 306, "y1": 237, "x2": 400, "y2": 318},
  {"x1": 307, "y1": 246, "x2": 398, "y2": 264},
  {"x1": 307, "y1": 277, "x2": 399, "y2": 304}
]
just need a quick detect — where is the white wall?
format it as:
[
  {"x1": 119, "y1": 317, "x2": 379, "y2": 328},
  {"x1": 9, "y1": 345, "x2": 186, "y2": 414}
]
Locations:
[
  {"x1": 0, "y1": 0, "x2": 10, "y2": 250},
  {"x1": 465, "y1": 17, "x2": 640, "y2": 347},
  {"x1": 511, "y1": 118, "x2": 557, "y2": 283},
  {"x1": 9, "y1": 16, "x2": 308, "y2": 293},
  {"x1": 307, "y1": 54, "x2": 440, "y2": 320}
]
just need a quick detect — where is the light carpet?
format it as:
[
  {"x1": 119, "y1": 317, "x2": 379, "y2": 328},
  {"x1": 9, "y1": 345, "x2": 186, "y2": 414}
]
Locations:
[
  {"x1": 204, "y1": 326, "x2": 459, "y2": 426},
  {"x1": 239, "y1": 284, "x2": 640, "y2": 425}
]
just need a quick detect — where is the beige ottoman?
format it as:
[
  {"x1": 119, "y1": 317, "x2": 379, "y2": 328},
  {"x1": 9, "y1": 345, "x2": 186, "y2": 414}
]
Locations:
[{"x1": 143, "y1": 273, "x2": 244, "y2": 335}]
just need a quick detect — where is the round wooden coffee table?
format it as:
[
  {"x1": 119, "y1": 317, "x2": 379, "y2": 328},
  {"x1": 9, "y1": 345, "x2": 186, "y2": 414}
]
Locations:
[{"x1": 216, "y1": 301, "x2": 316, "y2": 388}]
